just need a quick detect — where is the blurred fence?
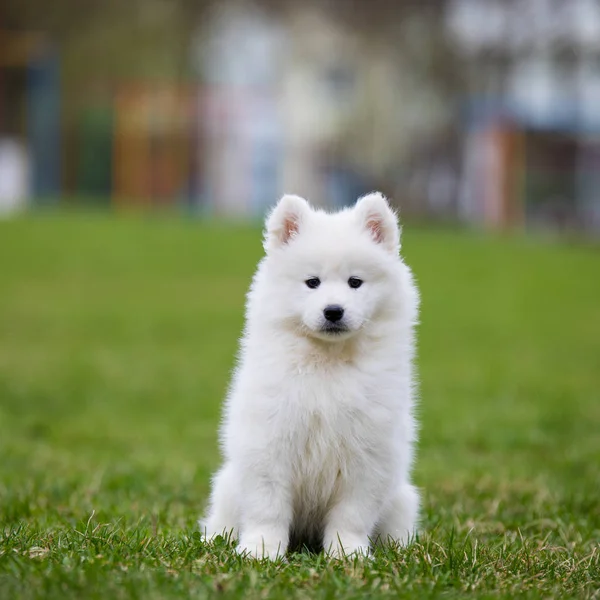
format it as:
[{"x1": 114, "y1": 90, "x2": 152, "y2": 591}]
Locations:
[{"x1": 6, "y1": 74, "x2": 599, "y2": 235}]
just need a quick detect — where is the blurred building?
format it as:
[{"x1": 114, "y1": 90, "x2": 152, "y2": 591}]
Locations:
[
  {"x1": 447, "y1": 0, "x2": 600, "y2": 234},
  {"x1": 197, "y1": 2, "x2": 454, "y2": 216}
]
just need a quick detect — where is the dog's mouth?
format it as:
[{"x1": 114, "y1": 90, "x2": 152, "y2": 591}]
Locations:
[{"x1": 320, "y1": 323, "x2": 349, "y2": 335}]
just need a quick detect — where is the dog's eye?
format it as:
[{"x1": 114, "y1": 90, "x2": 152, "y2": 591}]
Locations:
[
  {"x1": 305, "y1": 277, "x2": 321, "y2": 289},
  {"x1": 348, "y1": 277, "x2": 363, "y2": 289}
]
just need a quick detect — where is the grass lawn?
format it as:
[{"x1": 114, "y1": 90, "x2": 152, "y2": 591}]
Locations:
[{"x1": 0, "y1": 214, "x2": 599, "y2": 598}]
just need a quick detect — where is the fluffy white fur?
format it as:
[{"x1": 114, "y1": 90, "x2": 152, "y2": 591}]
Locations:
[{"x1": 201, "y1": 192, "x2": 420, "y2": 559}]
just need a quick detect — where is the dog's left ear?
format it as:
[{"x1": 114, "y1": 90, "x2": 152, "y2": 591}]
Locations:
[
  {"x1": 355, "y1": 192, "x2": 400, "y2": 254},
  {"x1": 264, "y1": 194, "x2": 310, "y2": 252}
]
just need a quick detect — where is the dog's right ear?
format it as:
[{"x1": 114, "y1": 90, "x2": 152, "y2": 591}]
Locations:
[{"x1": 264, "y1": 194, "x2": 310, "y2": 252}]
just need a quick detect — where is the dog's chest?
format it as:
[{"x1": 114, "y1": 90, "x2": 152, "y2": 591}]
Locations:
[
  {"x1": 296, "y1": 409, "x2": 344, "y2": 474},
  {"x1": 283, "y1": 376, "x2": 374, "y2": 503},
  {"x1": 289, "y1": 408, "x2": 346, "y2": 514}
]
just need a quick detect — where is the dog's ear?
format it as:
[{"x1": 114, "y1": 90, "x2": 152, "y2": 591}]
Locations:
[
  {"x1": 264, "y1": 194, "x2": 310, "y2": 252},
  {"x1": 355, "y1": 192, "x2": 400, "y2": 254}
]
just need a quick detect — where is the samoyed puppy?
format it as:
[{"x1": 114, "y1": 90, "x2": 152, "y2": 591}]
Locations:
[{"x1": 201, "y1": 192, "x2": 420, "y2": 559}]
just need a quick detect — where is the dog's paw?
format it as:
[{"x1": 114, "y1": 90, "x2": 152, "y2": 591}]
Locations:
[
  {"x1": 237, "y1": 535, "x2": 286, "y2": 560},
  {"x1": 324, "y1": 535, "x2": 370, "y2": 559}
]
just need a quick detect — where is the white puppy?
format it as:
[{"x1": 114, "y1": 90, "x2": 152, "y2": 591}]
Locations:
[{"x1": 201, "y1": 192, "x2": 420, "y2": 559}]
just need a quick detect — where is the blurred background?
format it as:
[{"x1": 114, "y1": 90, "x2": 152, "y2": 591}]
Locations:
[{"x1": 2, "y1": 0, "x2": 600, "y2": 234}]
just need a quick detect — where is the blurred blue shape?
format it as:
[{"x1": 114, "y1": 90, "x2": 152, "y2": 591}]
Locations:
[{"x1": 27, "y1": 48, "x2": 61, "y2": 203}]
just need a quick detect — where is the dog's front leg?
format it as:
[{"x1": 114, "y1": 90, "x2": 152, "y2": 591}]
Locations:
[
  {"x1": 323, "y1": 483, "x2": 380, "y2": 558},
  {"x1": 237, "y1": 474, "x2": 291, "y2": 560}
]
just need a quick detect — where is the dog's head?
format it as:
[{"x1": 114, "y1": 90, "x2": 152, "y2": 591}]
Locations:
[{"x1": 259, "y1": 192, "x2": 405, "y2": 342}]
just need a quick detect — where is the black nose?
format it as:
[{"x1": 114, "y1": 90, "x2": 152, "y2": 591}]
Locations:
[{"x1": 324, "y1": 305, "x2": 344, "y2": 323}]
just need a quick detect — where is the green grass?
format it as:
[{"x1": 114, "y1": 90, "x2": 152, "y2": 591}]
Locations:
[{"x1": 0, "y1": 214, "x2": 599, "y2": 598}]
